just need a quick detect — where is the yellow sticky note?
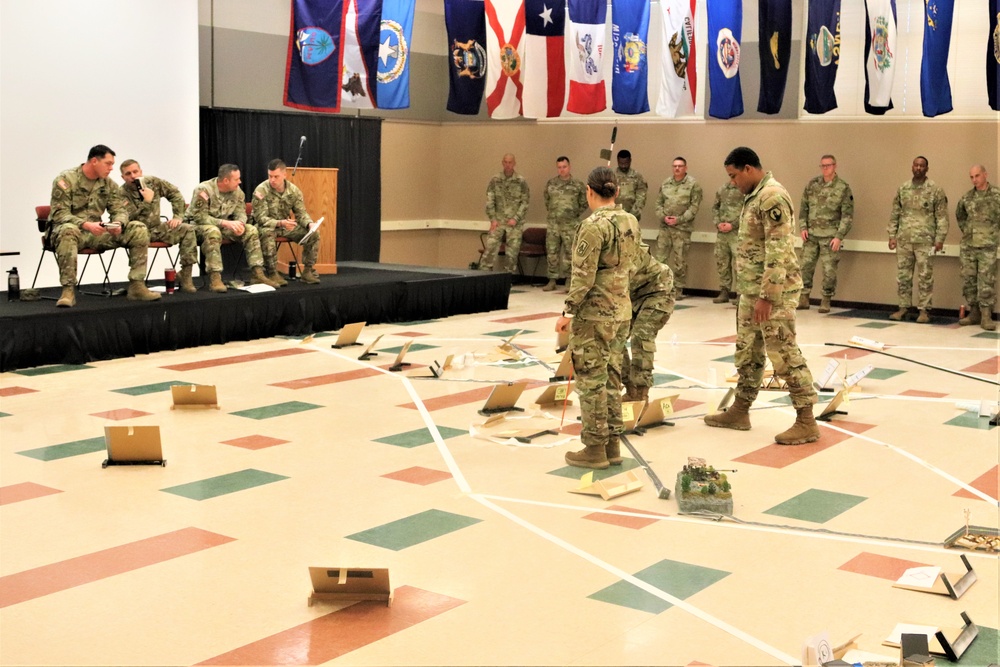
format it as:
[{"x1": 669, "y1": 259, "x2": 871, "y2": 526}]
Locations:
[
  {"x1": 622, "y1": 403, "x2": 634, "y2": 421},
  {"x1": 661, "y1": 398, "x2": 674, "y2": 415},
  {"x1": 554, "y1": 385, "x2": 567, "y2": 401}
]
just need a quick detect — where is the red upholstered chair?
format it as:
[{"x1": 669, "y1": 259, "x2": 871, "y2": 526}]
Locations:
[
  {"x1": 245, "y1": 202, "x2": 303, "y2": 271},
  {"x1": 31, "y1": 205, "x2": 116, "y2": 295}
]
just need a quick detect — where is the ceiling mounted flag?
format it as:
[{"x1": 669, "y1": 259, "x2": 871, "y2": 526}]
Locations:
[
  {"x1": 485, "y1": 0, "x2": 527, "y2": 119},
  {"x1": 990, "y1": 0, "x2": 1000, "y2": 111},
  {"x1": 341, "y1": 0, "x2": 383, "y2": 109},
  {"x1": 656, "y1": 0, "x2": 697, "y2": 118},
  {"x1": 864, "y1": 0, "x2": 896, "y2": 115},
  {"x1": 566, "y1": 0, "x2": 608, "y2": 114},
  {"x1": 920, "y1": 0, "x2": 954, "y2": 117},
  {"x1": 803, "y1": 0, "x2": 841, "y2": 114},
  {"x1": 444, "y1": 0, "x2": 487, "y2": 115},
  {"x1": 707, "y1": 0, "x2": 743, "y2": 119},
  {"x1": 377, "y1": 0, "x2": 414, "y2": 109},
  {"x1": 611, "y1": 0, "x2": 650, "y2": 115},
  {"x1": 523, "y1": 0, "x2": 567, "y2": 118},
  {"x1": 756, "y1": 0, "x2": 790, "y2": 114},
  {"x1": 284, "y1": 0, "x2": 346, "y2": 112}
]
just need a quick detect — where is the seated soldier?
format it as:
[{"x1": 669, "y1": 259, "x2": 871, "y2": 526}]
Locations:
[{"x1": 250, "y1": 159, "x2": 322, "y2": 285}]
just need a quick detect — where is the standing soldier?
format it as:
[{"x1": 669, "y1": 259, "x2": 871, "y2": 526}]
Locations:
[
  {"x1": 614, "y1": 149, "x2": 648, "y2": 222},
  {"x1": 705, "y1": 147, "x2": 819, "y2": 445},
  {"x1": 119, "y1": 159, "x2": 198, "y2": 294},
  {"x1": 653, "y1": 157, "x2": 703, "y2": 300},
  {"x1": 542, "y1": 156, "x2": 588, "y2": 291},
  {"x1": 48, "y1": 144, "x2": 160, "y2": 308},
  {"x1": 555, "y1": 166, "x2": 641, "y2": 469},
  {"x1": 712, "y1": 181, "x2": 743, "y2": 304},
  {"x1": 799, "y1": 155, "x2": 854, "y2": 313},
  {"x1": 956, "y1": 164, "x2": 1000, "y2": 331},
  {"x1": 480, "y1": 153, "x2": 530, "y2": 273},
  {"x1": 184, "y1": 164, "x2": 280, "y2": 292},
  {"x1": 887, "y1": 156, "x2": 949, "y2": 323},
  {"x1": 251, "y1": 159, "x2": 322, "y2": 286},
  {"x1": 623, "y1": 246, "x2": 675, "y2": 404}
]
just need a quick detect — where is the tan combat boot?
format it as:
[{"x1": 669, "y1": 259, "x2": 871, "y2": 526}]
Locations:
[
  {"x1": 774, "y1": 406, "x2": 820, "y2": 445},
  {"x1": 250, "y1": 266, "x2": 281, "y2": 288},
  {"x1": 959, "y1": 307, "x2": 981, "y2": 326},
  {"x1": 703, "y1": 397, "x2": 752, "y2": 431},
  {"x1": 818, "y1": 297, "x2": 831, "y2": 313},
  {"x1": 888, "y1": 307, "x2": 907, "y2": 321},
  {"x1": 206, "y1": 272, "x2": 227, "y2": 293},
  {"x1": 606, "y1": 436, "x2": 623, "y2": 466},
  {"x1": 265, "y1": 268, "x2": 288, "y2": 287},
  {"x1": 565, "y1": 444, "x2": 610, "y2": 469},
  {"x1": 915, "y1": 309, "x2": 930, "y2": 324},
  {"x1": 675, "y1": 288, "x2": 686, "y2": 301},
  {"x1": 981, "y1": 306, "x2": 996, "y2": 331},
  {"x1": 56, "y1": 286, "x2": 76, "y2": 308},
  {"x1": 126, "y1": 280, "x2": 162, "y2": 302},
  {"x1": 300, "y1": 266, "x2": 320, "y2": 284},
  {"x1": 797, "y1": 293, "x2": 810, "y2": 310},
  {"x1": 178, "y1": 265, "x2": 197, "y2": 293},
  {"x1": 542, "y1": 279, "x2": 557, "y2": 292},
  {"x1": 712, "y1": 289, "x2": 730, "y2": 304}
]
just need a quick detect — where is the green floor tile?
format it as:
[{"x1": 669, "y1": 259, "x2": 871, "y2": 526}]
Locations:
[
  {"x1": 589, "y1": 559, "x2": 731, "y2": 614},
  {"x1": 865, "y1": 367, "x2": 906, "y2": 380},
  {"x1": 161, "y1": 468, "x2": 288, "y2": 500},
  {"x1": 395, "y1": 319, "x2": 438, "y2": 326},
  {"x1": 0, "y1": 412, "x2": 9, "y2": 418},
  {"x1": 230, "y1": 401, "x2": 322, "y2": 420},
  {"x1": 483, "y1": 328, "x2": 537, "y2": 338},
  {"x1": 652, "y1": 373, "x2": 682, "y2": 385},
  {"x1": 18, "y1": 436, "x2": 107, "y2": 461},
  {"x1": 711, "y1": 354, "x2": 736, "y2": 364},
  {"x1": 345, "y1": 508, "x2": 482, "y2": 551},
  {"x1": 378, "y1": 342, "x2": 439, "y2": 354},
  {"x1": 548, "y1": 457, "x2": 641, "y2": 480},
  {"x1": 112, "y1": 380, "x2": 189, "y2": 396},
  {"x1": 938, "y1": 625, "x2": 997, "y2": 666},
  {"x1": 769, "y1": 393, "x2": 835, "y2": 405},
  {"x1": 764, "y1": 488, "x2": 867, "y2": 523},
  {"x1": 14, "y1": 364, "x2": 94, "y2": 376},
  {"x1": 971, "y1": 330, "x2": 1000, "y2": 340},
  {"x1": 944, "y1": 413, "x2": 997, "y2": 430},
  {"x1": 858, "y1": 321, "x2": 896, "y2": 329},
  {"x1": 374, "y1": 426, "x2": 467, "y2": 448},
  {"x1": 673, "y1": 304, "x2": 694, "y2": 311}
]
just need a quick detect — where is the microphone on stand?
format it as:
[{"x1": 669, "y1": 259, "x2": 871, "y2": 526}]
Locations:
[{"x1": 293, "y1": 136, "x2": 306, "y2": 175}]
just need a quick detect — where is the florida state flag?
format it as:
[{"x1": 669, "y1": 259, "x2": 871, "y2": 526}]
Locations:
[{"x1": 485, "y1": 0, "x2": 526, "y2": 119}]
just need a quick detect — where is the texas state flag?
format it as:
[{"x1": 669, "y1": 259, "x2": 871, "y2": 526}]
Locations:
[
  {"x1": 485, "y1": 0, "x2": 526, "y2": 119},
  {"x1": 566, "y1": 0, "x2": 608, "y2": 114},
  {"x1": 522, "y1": 0, "x2": 566, "y2": 118}
]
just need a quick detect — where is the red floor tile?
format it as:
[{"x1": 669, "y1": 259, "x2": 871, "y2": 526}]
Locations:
[
  {"x1": 899, "y1": 389, "x2": 948, "y2": 398},
  {"x1": 0, "y1": 482, "x2": 62, "y2": 506},
  {"x1": 90, "y1": 408, "x2": 153, "y2": 420},
  {"x1": 838, "y1": 552, "x2": 928, "y2": 580},
  {"x1": 394, "y1": 331, "x2": 430, "y2": 337},
  {"x1": 162, "y1": 348, "x2": 314, "y2": 371},
  {"x1": 398, "y1": 380, "x2": 548, "y2": 411},
  {"x1": 583, "y1": 504, "x2": 668, "y2": 530},
  {"x1": 824, "y1": 347, "x2": 874, "y2": 360},
  {"x1": 706, "y1": 335, "x2": 738, "y2": 344},
  {"x1": 270, "y1": 367, "x2": 382, "y2": 389},
  {"x1": 491, "y1": 311, "x2": 561, "y2": 323},
  {"x1": 382, "y1": 466, "x2": 453, "y2": 485},
  {"x1": 962, "y1": 356, "x2": 1000, "y2": 376},
  {"x1": 733, "y1": 420, "x2": 875, "y2": 469},
  {"x1": 220, "y1": 435, "x2": 291, "y2": 450},
  {"x1": 953, "y1": 465, "x2": 999, "y2": 501},
  {"x1": 670, "y1": 398, "x2": 703, "y2": 413},
  {"x1": 0, "y1": 386, "x2": 38, "y2": 397}
]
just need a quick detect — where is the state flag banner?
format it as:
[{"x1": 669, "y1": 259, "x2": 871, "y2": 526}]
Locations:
[
  {"x1": 757, "y1": 0, "x2": 791, "y2": 114},
  {"x1": 656, "y1": 0, "x2": 697, "y2": 118},
  {"x1": 377, "y1": 0, "x2": 414, "y2": 110},
  {"x1": 864, "y1": 0, "x2": 896, "y2": 115},
  {"x1": 341, "y1": 0, "x2": 383, "y2": 109},
  {"x1": 566, "y1": 0, "x2": 608, "y2": 115},
  {"x1": 284, "y1": 0, "x2": 346, "y2": 112},
  {"x1": 920, "y1": 0, "x2": 954, "y2": 117},
  {"x1": 611, "y1": 0, "x2": 650, "y2": 115},
  {"x1": 485, "y1": 0, "x2": 526, "y2": 119},
  {"x1": 803, "y1": 0, "x2": 841, "y2": 114},
  {"x1": 445, "y1": 0, "x2": 487, "y2": 115},
  {"x1": 990, "y1": 0, "x2": 1000, "y2": 111},
  {"x1": 706, "y1": 0, "x2": 743, "y2": 119},
  {"x1": 523, "y1": 0, "x2": 567, "y2": 118}
]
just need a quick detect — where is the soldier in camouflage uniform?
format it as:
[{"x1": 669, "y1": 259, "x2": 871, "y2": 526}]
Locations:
[
  {"x1": 798, "y1": 155, "x2": 854, "y2": 313},
  {"x1": 184, "y1": 164, "x2": 279, "y2": 292},
  {"x1": 653, "y1": 157, "x2": 702, "y2": 300},
  {"x1": 887, "y1": 156, "x2": 949, "y2": 323},
  {"x1": 556, "y1": 166, "x2": 641, "y2": 469},
  {"x1": 712, "y1": 182, "x2": 743, "y2": 303},
  {"x1": 623, "y1": 245, "x2": 675, "y2": 403},
  {"x1": 614, "y1": 150, "x2": 648, "y2": 222},
  {"x1": 956, "y1": 164, "x2": 1000, "y2": 331},
  {"x1": 119, "y1": 160, "x2": 198, "y2": 293},
  {"x1": 48, "y1": 145, "x2": 160, "y2": 308},
  {"x1": 480, "y1": 153, "x2": 530, "y2": 273},
  {"x1": 251, "y1": 159, "x2": 322, "y2": 286},
  {"x1": 705, "y1": 147, "x2": 819, "y2": 446},
  {"x1": 542, "y1": 156, "x2": 588, "y2": 291}
]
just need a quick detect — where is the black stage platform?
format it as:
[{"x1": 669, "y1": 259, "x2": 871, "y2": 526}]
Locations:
[{"x1": 0, "y1": 262, "x2": 510, "y2": 372}]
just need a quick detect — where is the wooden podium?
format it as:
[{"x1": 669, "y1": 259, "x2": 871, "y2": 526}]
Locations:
[{"x1": 285, "y1": 167, "x2": 338, "y2": 274}]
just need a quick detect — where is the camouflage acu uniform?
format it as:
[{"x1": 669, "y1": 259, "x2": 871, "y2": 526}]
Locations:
[
  {"x1": 119, "y1": 176, "x2": 198, "y2": 267},
  {"x1": 48, "y1": 166, "x2": 151, "y2": 287},
  {"x1": 734, "y1": 173, "x2": 816, "y2": 409},
  {"x1": 799, "y1": 175, "x2": 854, "y2": 298},
  {"x1": 480, "y1": 172, "x2": 530, "y2": 273},
  {"x1": 615, "y1": 168, "x2": 648, "y2": 221},
  {"x1": 184, "y1": 178, "x2": 265, "y2": 273},
  {"x1": 653, "y1": 174, "x2": 703, "y2": 291},
  {"x1": 956, "y1": 183, "x2": 1000, "y2": 309},
  {"x1": 543, "y1": 175, "x2": 587, "y2": 279},
  {"x1": 888, "y1": 179, "x2": 948, "y2": 310},
  {"x1": 564, "y1": 205, "x2": 641, "y2": 449},
  {"x1": 625, "y1": 245, "x2": 675, "y2": 390},
  {"x1": 713, "y1": 183, "x2": 743, "y2": 294},
  {"x1": 250, "y1": 180, "x2": 320, "y2": 271}
]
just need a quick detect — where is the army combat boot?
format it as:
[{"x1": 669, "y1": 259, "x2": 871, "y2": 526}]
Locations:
[
  {"x1": 542, "y1": 279, "x2": 557, "y2": 291},
  {"x1": 915, "y1": 309, "x2": 930, "y2": 324},
  {"x1": 774, "y1": 406, "x2": 820, "y2": 445},
  {"x1": 178, "y1": 265, "x2": 197, "y2": 293},
  {"x1": 56, "y1": 286, "x2": 76, "y2": 308},
  {"x1": 959, "y1": 307, "x2": 981, "y2": 326},
  {"x1": 981, "y1": 306, "x2": 996, "y2": 331},
  {"x1": 206, "y1": 272, "x2": 227, "y2": 293},
  {"x1": 797, "y1": 293, "x2": 810, "y2": 310},
  {"x1": 300, "y1": 266, "x2": 320, "y2": 284},
  {"x1": 126, "y1": 281, "x2": 161, "y2": 302},
  {"x1": 818, "y1": 297, "x2": 832, "y2": 313},
  {"x1": 703, "y1": 397, "x2": 752, "y2": 431},
  {"x1": 265, "y1": 267, "x2": 288, "y2": 287},
  {"x1": 888, "y1": 307, "x2": 907, "y2": 321},
  {"x1": 605, "y1": 435, "x2": 623, "y2": 466},
  {"x1": 712, "y1": 289, "x2": 730, "y2": 304},
  {"x1": 250, "y1": 266, "x2": 281, "y2": 288},
  {"x1": 565, "y1": 443, "x2": 610, "y2": 469}
]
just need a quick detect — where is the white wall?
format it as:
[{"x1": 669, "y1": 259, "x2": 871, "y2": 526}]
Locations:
[{"x1": 0, "y1": 0, "x2": 201, "y2": 288}]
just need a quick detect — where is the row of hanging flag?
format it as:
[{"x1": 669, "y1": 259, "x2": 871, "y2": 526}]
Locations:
[{"x1": 284, "y1": 0, "x2": 1000, "y2": 118}]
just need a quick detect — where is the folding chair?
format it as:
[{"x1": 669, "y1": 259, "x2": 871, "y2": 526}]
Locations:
[
  {"x1": 145, "y1": 215, "x2": 180, "y2": 280},
  {"x1": 31, "y1": 205, "x2": 116, "y2": 297},
  {"x1": 517, "y1": 226, "x2": 547, "y2": 278}
]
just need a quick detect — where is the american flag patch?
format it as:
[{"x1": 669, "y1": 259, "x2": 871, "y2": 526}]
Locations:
[
  {"x1": 58, "y1": 180, "x2": 68, "y2": 190},
  {"x1": 199, "y1": 191, "x2": 209, "y2": 201}
]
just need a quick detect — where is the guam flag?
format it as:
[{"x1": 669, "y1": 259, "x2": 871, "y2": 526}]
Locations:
[
  {"x1": 757, "y1": 0, "x2": 791, "y2": 114},
  {"x1": 991, "y1": 0, "x2": 1000, "y2": 111},
  {"x1": 522, "y1": 0, "x2": 566, "y2": 118},
  {"x1": 707, "y1": 0, "x2": 743, "y2": 119},
  {"x1": 611, "y1": 0, "x2": 650, "y2": 115},
  {"x1": 341, "y1": 0, "x2": 383, "y2": 109},
  {"x1": 864, "y1": 0, "x2": 896, "y2": 115},
  {"x1": 656, "y1": 0, "x2": 697, "y2": 118},
  {"x1": 920, "y1": 0, "x2": 954, "y2": 117},
  {"x1": 566, "y1": 0, "x2": 608, "y2": 114},
  {"x1": 284, "y1": 0, "x2": 346, "y2": 112},
  {"x1": 803, "y1": 0, "x2": 841, "y2": 114},
  {"x1": 377, "y1": 0, "x2": 414, "y2": 109},
  {"x1": 445, "y1": 0, "x2": 487, "y2": 115}
]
